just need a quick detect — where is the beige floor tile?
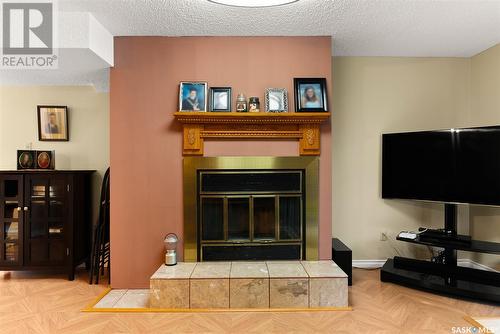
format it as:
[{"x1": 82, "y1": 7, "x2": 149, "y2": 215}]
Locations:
[
  {"x1": 94, "y1": 289, "x2": 127, "y2": 308},
  {"x1": 230, "y1": 278, "x2": 269, "y2": 308},
  {"x1": 150, "y1": 263, "x2": 197, "y2": 279},
  {"x1": 190, "y1": 262, "x2": 231, "y2": 279},
  {"x1": 230, "y1": 262, "x2": 268, "y2": 278},
  {"x1": 190, "y1": 279, "x2": 229, "y2": 308},
  {"x1": 301, "y1": 260, "x2": 347, "y2": 278},
  {"x1": 113, "y1": 289, "x2": 149, "y2": 308},
  {"x1": 150, "y1": 279, "x2": 189, "y2": 308},
  {"x1": 309, "y1": 278, "x2": 348, "y2": 307},
  {"x1": 267, "y1": 261, "x2": 308, "y2": 278},
  {"x1": 269, "y1": 278, "x2": 308, "y2": 308}
]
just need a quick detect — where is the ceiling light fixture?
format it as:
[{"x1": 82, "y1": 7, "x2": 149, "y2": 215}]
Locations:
[{"x1": 208, "y1": 0, "x2": 299, "y2": 8}]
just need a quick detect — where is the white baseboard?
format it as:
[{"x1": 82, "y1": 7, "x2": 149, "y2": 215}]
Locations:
[
  {"x1": 352, "y1": 260, "x2": 386, "y2": 269},
  {"x1": 352, "y1": 259, "x2": 498, "y2": 272}
]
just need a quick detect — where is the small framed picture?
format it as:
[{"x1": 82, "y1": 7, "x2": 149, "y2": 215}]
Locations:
[
  {"x1": 179, "y1": 82, "x2": 208, "y2": 112},
  {"x1": 36, "y1": 151, "x2": 54, "y2": 169},
  {"x1": 37, "y1": 106, "x2": 69, "y2": 141},
  {"x1": 265, "y1": 88, "x2": 288, "y2": 113},
  {"x1": 294, "y1": 78, "x2": 328, "y2": 112},
  {"x1": 209, "y1": 87, "x2": 232, "y2": 112},
  {"x1": 17, "y1": 150, "x2": 36, "y2": 169}
]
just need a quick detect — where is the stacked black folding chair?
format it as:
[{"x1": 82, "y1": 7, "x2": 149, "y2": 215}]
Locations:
[{"x1": 89, "y1": 167, "x2": 110, "y2": 284}]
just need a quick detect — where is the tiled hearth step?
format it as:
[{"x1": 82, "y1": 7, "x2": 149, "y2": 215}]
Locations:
[{"x1": 150, "y1": 261, "x2": 348, "y2": 309}]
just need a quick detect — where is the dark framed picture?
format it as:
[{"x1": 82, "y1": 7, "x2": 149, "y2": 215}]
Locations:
[
  {"x1": 209, "y1": 87, "x2": 232, "y2": 112},
  {"x1": 265, "y1": 88, "x2": 288, "y2": 113},
  {"x1": 17, "y1": 150, "x2": 36, "y2": 169},
  {"x1": 179, "y1": 82, "x2": 208, "y2": 112},
  {"x1": 294, "y1": 78, "x2": 328, "y2": 112},
  {"x1": 36, "y1": 151, "x2": 54, "y2": 169},
  {"x1": 37, "y1": 106, "x2": 69, "y2": 141}
]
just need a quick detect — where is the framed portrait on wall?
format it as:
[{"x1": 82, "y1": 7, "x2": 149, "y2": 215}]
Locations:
[
  {"x1": 179, "y1": 82, "x2": 208, "y2": 112},
  {"x1": 293, "y1": 78, "x2": 328, "y2": 112},
  {"x1": 37, "y1": 106, "x2": 69, "y2": 141},
  {"x1": 209, "y1": 87, "x2": 232, "y2": 112}
]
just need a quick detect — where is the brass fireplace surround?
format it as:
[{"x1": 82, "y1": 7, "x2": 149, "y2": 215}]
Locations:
[{"x1": 183, "y1": 156, "x2": 319, "y2": 261}]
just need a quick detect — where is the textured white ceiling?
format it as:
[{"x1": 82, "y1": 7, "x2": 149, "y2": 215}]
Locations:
[
  {"x1": 0, "y1": 49, "x2": 110, "y2": 92},
  {"x1": 2, "y1": 0, "x2": 498, "y2": 89},
  {"x1": 59, "y1": 0, "x2": 500, "y2": 57},
  {"x1": 0, "y1": 12, "x2": 112, "y2": 90}
]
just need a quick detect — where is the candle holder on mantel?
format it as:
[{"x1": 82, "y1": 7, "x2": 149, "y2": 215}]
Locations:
[{"x1": 236, "y1": 93, "x2": 248, "y2": 112}]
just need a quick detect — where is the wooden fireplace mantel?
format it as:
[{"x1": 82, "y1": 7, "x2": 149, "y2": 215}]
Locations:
[{"x1": 174, "y1": 111, "x2": 331, "y2": 156}]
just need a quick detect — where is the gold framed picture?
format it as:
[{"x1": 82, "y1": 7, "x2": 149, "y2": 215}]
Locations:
[{"x1": 37, "y1": 105, "x2": 69, "y2": 141}]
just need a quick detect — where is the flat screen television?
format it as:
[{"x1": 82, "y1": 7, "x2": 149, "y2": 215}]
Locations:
[{"x1": 382, "y1": 125, "x2": 500, "y2": 206}]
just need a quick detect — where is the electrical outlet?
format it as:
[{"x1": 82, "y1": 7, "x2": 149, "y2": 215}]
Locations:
[{"x1": 380, "y1": 232, "x2": 388, "y2": 241}]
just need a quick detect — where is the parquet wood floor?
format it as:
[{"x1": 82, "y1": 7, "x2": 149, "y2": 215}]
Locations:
[{"x1": 1, "y1": 268, "x2": 498, "y2": 333}]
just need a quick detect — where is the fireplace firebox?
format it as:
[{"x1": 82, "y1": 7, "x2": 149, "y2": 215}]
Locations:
[
  {"x1": 199, "y1": 171, "x2": 304, "y2": 261},
  {"x1": 183, "y1": 157, "x2": 319, "y2": 262}
]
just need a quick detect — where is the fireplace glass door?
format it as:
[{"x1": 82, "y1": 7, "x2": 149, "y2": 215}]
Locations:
[
  {"x1": 228, "y1": 197, "x2": 249, "y2": 241},
  {"x1": 198, "y1": 171, "x2": 304, "y2": 261}
]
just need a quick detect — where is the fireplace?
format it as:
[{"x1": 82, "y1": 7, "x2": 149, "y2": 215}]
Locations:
[
  {"x1": 183, "y1": 157, "x2": 319, "y2": 262},
  {"x1": 199, "y1": 171, "x2": 303, "y2": 260}
]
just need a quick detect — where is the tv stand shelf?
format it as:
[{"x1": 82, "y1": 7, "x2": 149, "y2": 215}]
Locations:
[
  {"x1": 382, "y1": 258, "x2": 500, "y2": 303},
  {"x1": 381, "y1": 203, "x2": 500, "y2": 304},
  {"x1": 396, "y1": 234, "x2": 500, "y2": 255}
]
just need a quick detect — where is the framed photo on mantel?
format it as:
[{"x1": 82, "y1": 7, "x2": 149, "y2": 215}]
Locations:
[
  {"x1": 209, "y1": 87, "x2": 232, "y2": 112},
  {"x1": 265, "y1": 88, "x2": 288, "y2": 113},
  {"x1": 179, "y1": 82, "x2": 208, "y2": 112},
  {"x1": 294, "y1": 78, "x2": 328, "y2": 112}
]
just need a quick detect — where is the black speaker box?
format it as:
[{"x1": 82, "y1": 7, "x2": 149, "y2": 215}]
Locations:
[{"x1": 332, "y1": 238, "x2": 352, "y2": 286}]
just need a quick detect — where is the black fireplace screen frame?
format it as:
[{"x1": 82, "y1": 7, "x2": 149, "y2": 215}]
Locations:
[{"x1": 197, "y1": 170, "x2": 306, "y2": 261}]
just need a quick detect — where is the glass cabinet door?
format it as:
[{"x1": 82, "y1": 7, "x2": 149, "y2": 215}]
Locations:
[
  {"x1": 24, "y1": 175, "x2": 68, "y2": 265},
  {"x1": 0, "y1": 175, "x2": 23, "y2": 265}
]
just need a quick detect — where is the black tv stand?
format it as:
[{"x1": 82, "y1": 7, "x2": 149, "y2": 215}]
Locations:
[
  {"x1": 381, "y1": 203, "x2": 500, "y2": 304},
  {"x1": 418, "y1": 228, "x2": 471, "y2": 244}
]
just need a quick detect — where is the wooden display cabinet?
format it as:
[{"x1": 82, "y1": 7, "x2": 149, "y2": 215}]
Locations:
[{"x1": 0, "y1": 170, "x2": 94, "y2": 280}]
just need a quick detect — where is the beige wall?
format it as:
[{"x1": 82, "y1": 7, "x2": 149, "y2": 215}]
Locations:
[
  {"x1": 332, "y1": 57, "x2": 473, "y2": 261},
  {"x1": 0, "y1": 86, "x2": 110, "y2": 223},
  {"x1": 333, "y1": 47, "x2": 500, "y2": 268},
  {"x1": 469, "y1": 44, "x2": 500, "y2": 270}
]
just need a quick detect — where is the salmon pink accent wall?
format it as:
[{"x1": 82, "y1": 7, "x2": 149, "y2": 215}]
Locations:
[{"x1": 110, "y1": 36, "x2": 332, "y2": 288}]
